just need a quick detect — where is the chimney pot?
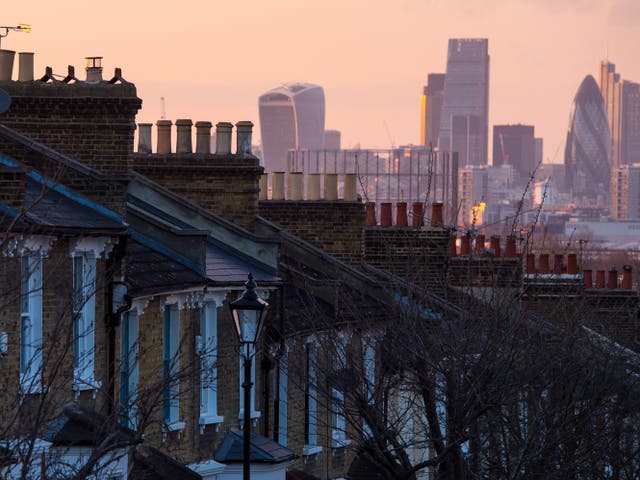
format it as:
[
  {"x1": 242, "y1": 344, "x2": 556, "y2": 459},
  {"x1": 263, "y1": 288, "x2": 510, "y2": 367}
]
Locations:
[
  {"x1": 259, "y1": 174, "x2": 268, "y2": 200},
  {"x1": 490, "y1": 236, "x2": 501, "y2": 257},
  {"x1": 505, "y1": 235, "x2": 517, "y2": 258},
  {"x1": 271, "y1": 172, "x2": 285, "y2": 200},
  {"x1": 365, "y1": 202, "x2": 376, "y2": 226},
  {"x1": 17, "y1": 52, "x2": 34, "y2": 81},
  {"x1": 431, "y1": 202, "x2": 444, "y2": 227},
  {"x1": 595, "y1": 270, "x2": 606, "y2": 288},
  {"x1": 84, "y1": 56, "x2": 103, "y2": 82},
  {"x1": 474, "y1": 234, "x2": 485, "y2": 254},
  {"x1": 175, "y1": 119, "x2": 193, "y2": 154},
  {"x1": 623, "y1": 265, "x2": 633, "y2": 289},
  {"x1": 396, "y1": 202, "x2": 408, "y2": 227},
  {"x1": 0, "y1": 49, "x2": 16, "y2": 81},
  {"x1": 137, "y1": 123, "x2": 153, "y2": 153},
  {"x1": 607, "y1": 269, "x2": 618, "y2": 289},
  {"x1": 526, "y1": 254, "x2": 536, "y2": 274},
  {"x1": 461, "y1": 235, "x2": 471, "y2": 255},
  {"x1": 539, "y1": 254, "x2": 550, "y2": 274},
  {"x1": 215, "y1": 122, "x2": 233, "y2": 155},
  {"x1": 567, "y1": 254, "x2": 578, "y2": 275},
  {"x1": 307, "y1": 173, "x2": 321, "y2": 200},
  {"x1": 411, "y1": 202, "x2": 424, "y2": 227},
  {"x1": 156, "y1": 120, "x2": 173, "y2": 154},
  {"x1": 450, "y1": 234, "x2": 458, "y2": 257},
  {"x1": 553, "y1": 254, "x2": 564, "y2": 274},
  {"x1": 583, "y1": 269, "x2": 593, "y2": 288},
  {"x1": 380, "y1": 203, "x2": 392, "y2": 227},
  {"x1": 343, "y1": 173, "x2": 357, "y2": 201},
  {"x1": 195, "y1": 121, "x2": 213, "y2": 154},
  {"x1": 324, "y1": 174, "x2": 338, "y2": 200},
  {"x1": 288, "y1": 172, "x2": 303, "y2": 200},
  {"x1": 235, "y1": 121, "x2": 253, "y2": 155}
]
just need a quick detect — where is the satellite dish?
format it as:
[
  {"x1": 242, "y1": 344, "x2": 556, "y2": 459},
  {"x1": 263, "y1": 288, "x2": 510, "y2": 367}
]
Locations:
[{"x1": 0, "y1": 88, "x2": 11, "y2": 114}]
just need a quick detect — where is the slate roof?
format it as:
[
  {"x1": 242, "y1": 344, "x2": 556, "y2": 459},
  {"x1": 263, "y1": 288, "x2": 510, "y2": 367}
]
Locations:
[
  {"x1": 214, "y1": 429, "x2": 296, "y2": 464},
  {"x1": 206, "y1": 240, "x2": 279, "y2": 285},
  {"x1": 42, "y1": 405, "x2": 138, "y2": 447},
  {"x1": 127, "y1": 234, "x2": 207, "y2": 296},
  {"x1": 130, "y1": 445, "x2": 201, "y2": 480}
]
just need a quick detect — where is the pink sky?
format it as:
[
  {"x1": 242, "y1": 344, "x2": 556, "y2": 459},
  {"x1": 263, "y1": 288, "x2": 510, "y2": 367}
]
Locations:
[{"x1": 3, "y1": 0, "x2": 640, "y2": 162}]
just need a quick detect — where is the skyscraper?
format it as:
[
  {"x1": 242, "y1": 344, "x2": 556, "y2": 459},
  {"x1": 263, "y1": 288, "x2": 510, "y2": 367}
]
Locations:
[
  {"x1": 324, "y1": 129, "x2": 341, "y2": 150},
  {"x1": 420, "y1": 73, "x2": 445, "y2": 148},
  {"x1": 598, "y1": 61, "x2": 640, "y2": 167},
  {"x1": 564, "y1": 75, "x2": 610, "y2": 203},
  {"x1": 258, "y1": 83, "x2": 325, "y2": 172},
  {"x1": 439, "y1": 39, "x2": 490, "y2": 166},
  {"x1": 492, "y1": 124, "x2": 536, "y2": 185}
]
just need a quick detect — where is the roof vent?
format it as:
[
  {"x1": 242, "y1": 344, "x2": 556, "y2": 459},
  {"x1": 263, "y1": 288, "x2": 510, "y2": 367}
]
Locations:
[{"x1": 85, "y1": 56, "x2": 103, "y2": 82}]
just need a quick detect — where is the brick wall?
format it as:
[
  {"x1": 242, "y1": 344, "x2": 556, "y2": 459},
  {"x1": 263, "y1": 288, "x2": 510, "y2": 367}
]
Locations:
[
  {"x1": 259, "y1": 200, "x2": 365, "y2": 265},
  {"x1": 0, "y1": 81, "x2": 141, "y2": 174},
  {"x1": 364, "y1": 227, "x2": 450, "y2": 294},
  {"x1": 133, "y1": 154, "x2": 262, "y2": 229},
  {"x1": 0, "y1": 165, "x2": 26, "y2": 209}
]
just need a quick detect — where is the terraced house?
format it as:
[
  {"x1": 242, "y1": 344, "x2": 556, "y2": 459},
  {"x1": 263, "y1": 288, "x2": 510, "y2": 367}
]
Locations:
[{"x1": 1, "y1": 56, "x2": 640, "y2": 480}]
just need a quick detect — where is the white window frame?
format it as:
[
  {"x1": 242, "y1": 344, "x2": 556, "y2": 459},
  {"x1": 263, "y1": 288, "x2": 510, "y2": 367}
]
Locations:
[
  {"x1": 331, "y1": 333, "x2": 350, "y2": 448},
  {"x1": 304, "y1": 340, "x2": 321, "y2": 454},
  {"x1": 277, "y1": 345, "x2": 289, "y2": 446},
  {"x1": 200, "y1": 302, "x2": 224, "y2": 430},
  {"x1": 120, "y1": 310, "x2": 139, "y2": 429},
  {"x1": 361, "y1": 333, "x2": 377, "y2": 438},
  {"x1": 20, "y1": 254, "x2": 43, "y2": 393},
  {"x1": 163, "y1": 304, "x2": 183, "y2": 430},
  {"x1": 72, "y1": 252, "x2": 98, "y2": 391}
]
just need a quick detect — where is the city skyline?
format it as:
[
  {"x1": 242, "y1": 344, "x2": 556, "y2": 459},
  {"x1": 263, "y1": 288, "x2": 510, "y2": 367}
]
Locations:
[{"x1": 2, "y1": 0, "x2": 639, "y2": 162}]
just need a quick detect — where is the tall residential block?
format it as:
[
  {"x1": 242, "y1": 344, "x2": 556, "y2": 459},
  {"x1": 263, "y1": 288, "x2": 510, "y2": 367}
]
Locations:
[
  {"x1": 492, "y1": 124, "x2": 536, "y2": 186},
  {"x1": 564, "y1": 75, "x2": 610, "y2": 203},
  {"x1": 439, "y1": 39, "x2": 490, "y2": 166},
  {"x1": 258, "y1": 83, "x2": 325, "y2": 173},
  {"x1": 611, "y1": 164, "x2": 640, "y2": 220},
  {"x1": 420, "y1": 73, "x2": 445, "y2": 148}
]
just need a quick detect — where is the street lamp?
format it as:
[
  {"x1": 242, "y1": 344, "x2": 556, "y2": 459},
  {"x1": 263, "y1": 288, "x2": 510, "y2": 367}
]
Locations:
[{"x1": 229, "y1": 273, "x2": 269, "y2": 480}]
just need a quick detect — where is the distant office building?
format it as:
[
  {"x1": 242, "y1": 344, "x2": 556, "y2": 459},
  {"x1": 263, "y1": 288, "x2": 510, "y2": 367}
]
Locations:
[
  {"x1": 598, "y1": 61, "x2": 640, "y2": 167},
  {"x1": 458, "y1": 165, "x2": 488, "y2": 227},
  {"x1": 420, "y1": 73, "x2": 445, "y2": 148},
  {"x1": 599, "y1": 61, "x2": 621, "y2": 167},
  {"x1": 324, "y1": 129, "x2": 341, "y2": 150},
  {"x1": 536, "y1": 163, "x2": 565, "y2": 190},
  {"x1": 492, "y1": 124, "x2": 536, "y2": 185},
  {"x1": 620, "y1": 81, "x2": 640, "y2": 164},
  {"x1": 439, "y1": 39, "x2": 490, "y2": 166},
  {"x1": 564, "y1": 75, "x2": 610, "y2": 204},
  {"x1": 535, "y1": 138, "x2": 543, "y2": 166},
  {"x1": 258, "y1": 83, "x2": 325, "y2": 172},
  {"x1": 611, "y1": 164, "x2": 640, "y2": 220}
]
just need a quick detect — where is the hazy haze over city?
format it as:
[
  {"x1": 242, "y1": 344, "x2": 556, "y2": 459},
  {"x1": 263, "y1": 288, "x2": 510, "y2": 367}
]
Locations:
[{"x1": 4, "y1": 0, "x2": 639, "y2": 161}]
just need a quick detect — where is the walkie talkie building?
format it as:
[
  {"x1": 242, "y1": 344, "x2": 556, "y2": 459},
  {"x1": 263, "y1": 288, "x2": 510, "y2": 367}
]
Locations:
[
  {"x1": 258, "y1": 83, "x2": 325, "y2": 173},
  {"x1": 564, "y1": 75, "x2": 610, "y2": 203}
]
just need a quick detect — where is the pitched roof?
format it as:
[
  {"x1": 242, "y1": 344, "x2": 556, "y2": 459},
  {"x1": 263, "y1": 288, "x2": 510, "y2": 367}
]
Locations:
[
  {"x1": 214, "y1": 429, "x2": 295, "y2": 464},
  {"x1": 130, "y1": 445, "x2": 201, "y2": 480},
  {"x1": 42, "y1": 405, "x2": 138, "y2": 447}
]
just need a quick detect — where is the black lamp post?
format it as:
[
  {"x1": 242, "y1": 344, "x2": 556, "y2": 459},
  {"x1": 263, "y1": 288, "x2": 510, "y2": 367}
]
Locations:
[{"x1": 229, "y1": 273, "x2": 269, "y2": 480}]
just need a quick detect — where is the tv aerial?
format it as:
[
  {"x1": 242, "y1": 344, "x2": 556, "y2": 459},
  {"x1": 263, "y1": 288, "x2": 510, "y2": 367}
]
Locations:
[{"x1": 0, "y1": 24, "x2": 31, "y2": 48}]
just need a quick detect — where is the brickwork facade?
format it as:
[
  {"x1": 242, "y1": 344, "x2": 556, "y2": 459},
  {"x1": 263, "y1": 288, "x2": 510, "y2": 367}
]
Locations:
[
  {"x1": 0, "y1": 81, "x2": 141, "y2": 175},
  {"x1": 259, "y1": 200, "x2": 365, "y2": 265},
  {"x1": 132, "y1": 153, "x2": 262, "y2": 228}
]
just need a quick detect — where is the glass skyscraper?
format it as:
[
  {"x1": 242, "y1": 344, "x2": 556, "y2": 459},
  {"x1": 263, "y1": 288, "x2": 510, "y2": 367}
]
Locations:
[
  {"x1": 564, "y1": 75, "x2": 610, "y2": 203},
  {"x1": 258, "y1": 83, "x2": 325, "y2": 173},
  {"x1": 420, "y1": 73, "x2": 445, "y2": 148},
  {"x1": 439, "y1": 39, "x2": 490, "y2": 166}
]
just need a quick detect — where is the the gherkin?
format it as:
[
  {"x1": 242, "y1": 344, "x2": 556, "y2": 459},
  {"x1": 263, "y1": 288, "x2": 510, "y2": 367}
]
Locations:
[{"x1": 564, "y1": 75, "x2": 610, "y2": 203}]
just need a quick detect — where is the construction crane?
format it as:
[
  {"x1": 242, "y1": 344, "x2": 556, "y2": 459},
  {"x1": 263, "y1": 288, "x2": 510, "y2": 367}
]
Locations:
[
  {"x1": 160, "y1": 97, "x2": 166, "y2": 120},
  {"x1": 383, "y1": 120, "x2": 396, "y2": 149}
]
